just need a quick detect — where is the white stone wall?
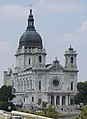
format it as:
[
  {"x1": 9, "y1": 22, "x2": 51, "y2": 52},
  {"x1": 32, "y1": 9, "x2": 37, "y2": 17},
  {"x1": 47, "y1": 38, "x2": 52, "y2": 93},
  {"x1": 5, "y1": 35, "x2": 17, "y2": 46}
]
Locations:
[{"x1": 4, "y1": 47, "x2": 78, "y2": 108}]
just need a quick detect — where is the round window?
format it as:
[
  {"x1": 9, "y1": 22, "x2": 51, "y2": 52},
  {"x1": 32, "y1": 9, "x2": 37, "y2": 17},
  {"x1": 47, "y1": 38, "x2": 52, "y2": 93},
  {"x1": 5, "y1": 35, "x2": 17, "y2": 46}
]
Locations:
[{"x1": 53, "y1": 79, "x2": 59, "y2": 86}]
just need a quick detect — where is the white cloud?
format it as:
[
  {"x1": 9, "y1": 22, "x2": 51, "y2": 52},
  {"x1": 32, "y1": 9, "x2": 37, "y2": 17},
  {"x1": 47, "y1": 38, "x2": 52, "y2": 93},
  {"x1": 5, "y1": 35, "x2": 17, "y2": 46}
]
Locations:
[
  {"x1": 36, "y1": 0, "x2": 85, "y2": 12},
  {"x1": 59, "y1": 20, "x2": 87, "y2": 82},
  {"x1": 79, "y1": 21, "x2": 87, "y2": 33},
  {"x1": 0, "y1": 41, "x2": 10, "y2": 57},
  {"x1": 0, "y1": 41, "x2": 14, "y2": 80},
  {"x1": 62, "y1": 20, "x2": 87, "y2": 45},
  {"x1": 0, "y1": 1, "x2": 85, "y2": 19},
  {"x1": 0, "y1": 41, "x2": 9, "y2": 48},
  {"x1": 0, "y1": 4, "x2": 28, "y2": 19},
  {"x1": 0, "y1": 41, "x2": 12, "y2": 86},
  {"x1": 0, "y1": 41, "x2": 14, "y2": 62}
]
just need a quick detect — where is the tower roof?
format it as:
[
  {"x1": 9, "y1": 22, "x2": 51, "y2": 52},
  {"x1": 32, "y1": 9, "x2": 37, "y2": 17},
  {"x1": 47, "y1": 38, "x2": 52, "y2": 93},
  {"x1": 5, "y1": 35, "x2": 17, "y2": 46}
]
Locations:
[
  {"x1": 68, "y1": 45, "x2": 73, "y2": 51},
  {"x1": 19, "y1": 9, "x2": 43, "y2": 49},
  {"x1": 65, "y1": 46, "x2": 77, "y2": 56}
]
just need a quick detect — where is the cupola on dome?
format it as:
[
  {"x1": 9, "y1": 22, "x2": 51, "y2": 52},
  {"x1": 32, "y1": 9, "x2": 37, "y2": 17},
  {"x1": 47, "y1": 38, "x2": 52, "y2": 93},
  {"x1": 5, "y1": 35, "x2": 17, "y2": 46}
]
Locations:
[{"x1": 19, "y1": 9, "x2": 43, "y2": 49}]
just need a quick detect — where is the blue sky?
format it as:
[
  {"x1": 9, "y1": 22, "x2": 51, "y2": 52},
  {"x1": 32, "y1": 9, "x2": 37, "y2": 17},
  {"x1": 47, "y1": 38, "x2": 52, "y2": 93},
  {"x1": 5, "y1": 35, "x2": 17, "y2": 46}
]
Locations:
[{"x1": 0, "y1": 0, "x2": 87, "y2": 86}]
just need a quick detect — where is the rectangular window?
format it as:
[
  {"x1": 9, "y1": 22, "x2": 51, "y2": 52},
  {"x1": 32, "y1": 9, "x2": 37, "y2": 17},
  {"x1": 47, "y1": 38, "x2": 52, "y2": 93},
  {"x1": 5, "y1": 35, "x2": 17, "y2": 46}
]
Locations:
[
  {"x1": 29, "y1": 58, "x2": 31, "y2": 65},
  {"x1": 24, "y1": 98, "x2": 25, "y2": 102},
  {"x1": 39, "y1": 81, "x2": 41, "y2": 90},
  {"x1": 27, "y1": 80, "x2": 29, "y2": 89},
  {"x1": 30, "y1": 80, "x2": 32, "y2": 89},
  {"x1": 32, "y1": 97, "x2": 34, "y2": 102},
  {"x1": 71, "y1": 81, "x2": 73, "y2": 90},
  {"x1": 38, "y1": 99, "x2": 41, "y2": 104}
]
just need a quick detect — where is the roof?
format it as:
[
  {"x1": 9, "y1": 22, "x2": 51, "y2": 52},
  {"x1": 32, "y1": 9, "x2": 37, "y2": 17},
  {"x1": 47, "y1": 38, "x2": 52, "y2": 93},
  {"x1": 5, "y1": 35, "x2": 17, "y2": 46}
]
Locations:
[{"x1": 18, "y1": 9, "x2": 43, "y2": 49}]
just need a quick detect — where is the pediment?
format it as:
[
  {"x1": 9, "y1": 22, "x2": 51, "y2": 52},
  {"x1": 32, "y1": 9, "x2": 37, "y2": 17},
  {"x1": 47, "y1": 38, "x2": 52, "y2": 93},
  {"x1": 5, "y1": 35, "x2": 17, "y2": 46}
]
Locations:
[
  {"x1": 49, "y1": 63, "x2": 65, "y2": 71},
  {"x1": 47, "y1": 59, "x2": 65, "y2": 71}
]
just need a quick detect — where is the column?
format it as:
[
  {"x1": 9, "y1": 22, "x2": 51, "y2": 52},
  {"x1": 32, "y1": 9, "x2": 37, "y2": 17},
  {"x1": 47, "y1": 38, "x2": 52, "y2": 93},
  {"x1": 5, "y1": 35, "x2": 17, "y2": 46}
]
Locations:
[
  {"x1": 24, "y1": 80, "x2": 26, "y2": 91},
  {"x1": 60, "y1": 95, "x2": 62, "y2": 106},
  {"x1": 66, "y1": 95, "x2": 68, "y2": 106},
  {"x1": 54, "y1": 95, "x2": 56, "y2": 106},
  {"x1": 16, "y1": 78, "x2": 18, "y2": 91},
  {"x1": 23, "y1": 80, "x2": 24, "y2": 91},
  {"x1": 67, "y1": 94, "x2": 70, "y2": 105},
  {"x1": 47, "y1": 95, "x2": 50, "y2": 104}
]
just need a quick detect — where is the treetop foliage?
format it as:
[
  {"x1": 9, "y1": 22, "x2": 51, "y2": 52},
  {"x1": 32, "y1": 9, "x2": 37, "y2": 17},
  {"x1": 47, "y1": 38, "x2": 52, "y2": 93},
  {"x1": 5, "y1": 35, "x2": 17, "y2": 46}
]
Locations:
[
  {"x1": 74, "y1": 81, "x2": 87, "y2": 104},
  {"x1": 0, "y1": 85, "x2": 15, "y2": 102}
]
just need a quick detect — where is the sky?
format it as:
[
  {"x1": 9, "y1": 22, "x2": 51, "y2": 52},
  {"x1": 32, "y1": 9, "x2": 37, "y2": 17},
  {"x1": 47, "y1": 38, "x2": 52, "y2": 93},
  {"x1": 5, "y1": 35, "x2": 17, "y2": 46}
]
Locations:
[{"x1": 0, "y1": 0, "x2": 87, "y2": 86}]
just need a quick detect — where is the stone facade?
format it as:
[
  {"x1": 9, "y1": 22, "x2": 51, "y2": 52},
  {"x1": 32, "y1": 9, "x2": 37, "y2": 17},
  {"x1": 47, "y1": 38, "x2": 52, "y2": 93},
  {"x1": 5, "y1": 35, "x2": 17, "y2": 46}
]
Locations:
[{"x1": 4, "y1": 9, "x2": 78, "y2": 109}]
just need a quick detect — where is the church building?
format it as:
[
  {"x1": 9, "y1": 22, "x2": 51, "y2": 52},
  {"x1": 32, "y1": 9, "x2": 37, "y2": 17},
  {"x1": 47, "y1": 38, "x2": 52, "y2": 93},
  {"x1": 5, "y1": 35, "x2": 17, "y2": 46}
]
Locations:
[{"x1": 4, "y1": 8, "x2": 78, "y2": 109}]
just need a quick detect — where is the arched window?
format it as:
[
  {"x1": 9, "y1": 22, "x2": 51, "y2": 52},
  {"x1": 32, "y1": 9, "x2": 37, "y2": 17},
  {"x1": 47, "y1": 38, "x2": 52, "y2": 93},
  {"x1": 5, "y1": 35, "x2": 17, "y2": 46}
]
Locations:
[
  {"x1": 29, "y1": 22, "x2": 33, "y2": 26},
  {"x1": 56, "y1": 96, "x2": 60, "y2": 105},
  {"x1": 51, "y1": 95, "x2": 54, "y2": 105},
  {"x1": 62, "y1": 96, "x2": 66, "y2": 105},
  {"x1": 66, "y1": 57, "x2": 68, "y2": 64},
  {"x1": 38, "y1": 56, "x2": 42, "y2": 63},
  {"x1": 30, "y1": 80, "x2": 32, "y2": 89},
  {"x1": 17, "y1": 80, "x2": 20, "y2": 91},
  {"x1": 24, "y1": 98, "x2": 25, "y2": 102},
  {"x1": 71, "y1": 81, "x2": 73, "y2": 90},
  {"x1": 29, "y1": 58, "x2": 31, "y2": 65},
  {"x1": 71, "y1": 57, "x2": 73, "y2": 63},
  {"x1": 39, "y1": 81, "x2": 41, "y2": 90},
  {"x1": 32, "y1": 97, "x2": 34, "y2": 102},
  {"x1": 24, "y1": 80, "x2": 26, "y2": 91},
  {"x1": 27, "y1": 79, "x2": 29, "y2": 89},
  {"x1": 38, "y1": 99, "x2": 41, "y2": 104},
  {"x1": 21, "y1": 80, "x2": 23, "y2": 91}
]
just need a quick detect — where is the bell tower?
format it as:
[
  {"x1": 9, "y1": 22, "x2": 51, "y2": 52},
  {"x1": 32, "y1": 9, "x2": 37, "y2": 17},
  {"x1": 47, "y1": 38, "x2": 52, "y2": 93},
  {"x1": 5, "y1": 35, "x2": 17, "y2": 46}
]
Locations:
[{"x1": 64, "y1": 46, "x2": 77, "y2": 70}]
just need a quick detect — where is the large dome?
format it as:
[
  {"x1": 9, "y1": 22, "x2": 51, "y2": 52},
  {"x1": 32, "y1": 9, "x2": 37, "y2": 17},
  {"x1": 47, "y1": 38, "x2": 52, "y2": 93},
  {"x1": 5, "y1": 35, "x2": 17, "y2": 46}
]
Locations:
[
  {"x1": 18, "y1": 9, "x2": 43, "y2": 49},
  {"x1": 19, "y1": 30, "x2": 43, "y2": 49}
]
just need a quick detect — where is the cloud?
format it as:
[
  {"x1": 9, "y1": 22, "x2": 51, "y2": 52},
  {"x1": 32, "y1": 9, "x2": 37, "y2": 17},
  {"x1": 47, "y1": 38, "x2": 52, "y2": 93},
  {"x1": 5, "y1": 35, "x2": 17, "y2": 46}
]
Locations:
[
  {"x1": 0, "y1": 41, "x2": 14, "y2": 79},
  {"x1": 0, "y1": 41, "x2": 12, "y2": 86},
  {"x1": 79, "y1": 21, "x2": 87, "y2": 33},
  {"x1": 0, "y1": 1, "x2": 85, "y2": 19},
  {"x1": 0, "y1": 41, "x2": 14, "y2": 62},
  {"x1": 0, "y1": 41, "x2": 10, "y2": 57},
  {"x1": 0, "y1": 4, "x2": 28, "y2": 19},
  {"x1": 59, "y1": 20, "x2": 87, "y2": 82},
  {"x1": 0, "y1": 41, "x2": 10, "y2": 50},
  {"x1": 36, "y1": 0, "x2": 85, "y2": 12},
  {"x1": 62, "y1": 20, "x2": 87, "y2": 45}
]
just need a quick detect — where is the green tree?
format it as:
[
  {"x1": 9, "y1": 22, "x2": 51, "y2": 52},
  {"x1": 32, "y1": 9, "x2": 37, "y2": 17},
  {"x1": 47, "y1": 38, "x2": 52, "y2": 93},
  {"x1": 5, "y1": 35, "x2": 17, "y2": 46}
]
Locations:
[
  {"x1": 0, "y1": 85, "x2": 16, "y2": 111},
  {"x1": 0, "y1": 85, "x2": 15, "y2": 102},
  {"x1": 74, "y1": 81, "x2": 87, "y2": 104}
]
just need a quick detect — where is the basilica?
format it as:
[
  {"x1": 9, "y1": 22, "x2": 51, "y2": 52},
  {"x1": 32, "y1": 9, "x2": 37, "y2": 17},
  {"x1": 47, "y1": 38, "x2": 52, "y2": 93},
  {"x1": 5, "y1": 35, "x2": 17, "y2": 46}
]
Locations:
[{"x1": 4, "y1": 8, "x2": 78, "y2": 109}]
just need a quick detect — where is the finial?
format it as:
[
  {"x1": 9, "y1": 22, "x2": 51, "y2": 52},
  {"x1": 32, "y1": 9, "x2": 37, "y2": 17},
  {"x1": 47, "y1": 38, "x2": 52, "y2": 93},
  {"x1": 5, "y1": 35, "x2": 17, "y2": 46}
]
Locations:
[
  {"x1": 30, "y1": 9, "x2": 32, "y2": 15},
  {"x1": 70, "y1": 44, "x2": 71, "y2": 48},
  {"x1": 27, "y1": 0, "x2": 35, "y2": 31},
  {"x1": 55, "y1": 57, "x2": 57, "y2": 61},
  {"x1": 53, "y1": 57, "x2": 59, "y2": 64},
  {"x1": 69, "y1": 45, "x2": 73, "y2": 51},
  {"x1": 29, "y1": 0, "x2": 33, "y2": 16},
  {"x1": 29, "y1": 0, "x2": 32, "y2": 9}
]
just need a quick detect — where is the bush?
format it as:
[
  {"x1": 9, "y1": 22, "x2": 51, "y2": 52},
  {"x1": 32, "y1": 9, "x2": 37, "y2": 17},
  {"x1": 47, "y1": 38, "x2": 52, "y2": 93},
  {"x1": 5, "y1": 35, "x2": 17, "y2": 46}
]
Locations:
[
  {"x1": 80, "y1": 105, "x2": 87, "y2": 119},
  {"x1": 0, "y1": 101, "x2": 6, "y2": 110},
  {"x1": 44, "y1": 106, "x2": 58, "y2": 119},
  {"x1": 20, "y1": 105, "x2": 62, "y2": 119},
  {"x1": 0, "y1": 101, "x2": 16, "y2": 112},
  {"x1": 5, "y1": 102, "x2": 16, "y2": 112}
]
